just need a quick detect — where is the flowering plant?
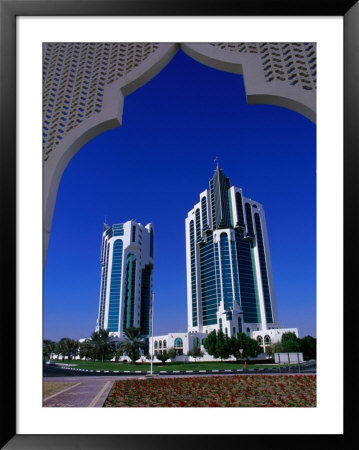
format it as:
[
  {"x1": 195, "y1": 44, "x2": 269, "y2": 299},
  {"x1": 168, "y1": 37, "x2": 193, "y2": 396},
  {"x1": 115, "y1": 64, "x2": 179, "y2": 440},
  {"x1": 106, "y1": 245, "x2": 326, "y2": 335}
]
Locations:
[{"x1": 104, "y1": 375, "x2": 316, "y2": 407}]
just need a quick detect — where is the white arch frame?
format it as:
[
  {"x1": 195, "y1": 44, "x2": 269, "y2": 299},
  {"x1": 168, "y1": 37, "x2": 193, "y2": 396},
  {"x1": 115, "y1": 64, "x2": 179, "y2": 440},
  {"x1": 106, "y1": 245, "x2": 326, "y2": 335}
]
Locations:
[{"x1": 43, "y1": 43, "x2": 316, "y2": 265}]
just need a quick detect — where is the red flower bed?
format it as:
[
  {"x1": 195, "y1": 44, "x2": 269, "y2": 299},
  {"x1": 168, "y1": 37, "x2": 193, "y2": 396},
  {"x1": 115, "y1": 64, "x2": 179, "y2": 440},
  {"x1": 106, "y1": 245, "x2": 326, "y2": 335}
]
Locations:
[{"x1": 104, "y1": 375, "x2": 316, "y2": 407}]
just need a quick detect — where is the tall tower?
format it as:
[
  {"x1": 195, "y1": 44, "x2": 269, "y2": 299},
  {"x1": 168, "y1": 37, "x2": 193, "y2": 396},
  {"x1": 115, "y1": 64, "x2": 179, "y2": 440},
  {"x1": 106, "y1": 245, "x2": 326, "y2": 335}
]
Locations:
[
  {"x1": 96, "y1": 220, "x2": 154, "y2": 338},
  {"x1": 185, "y1": 167, "x2": 279, "y2": 338}
]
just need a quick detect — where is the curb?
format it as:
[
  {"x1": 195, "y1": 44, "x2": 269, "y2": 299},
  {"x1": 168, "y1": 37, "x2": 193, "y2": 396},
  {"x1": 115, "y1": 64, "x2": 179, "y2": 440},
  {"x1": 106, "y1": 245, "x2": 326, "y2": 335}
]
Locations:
[{"x1": 48, "y1": 364, "x2": 316, "y2": 376}]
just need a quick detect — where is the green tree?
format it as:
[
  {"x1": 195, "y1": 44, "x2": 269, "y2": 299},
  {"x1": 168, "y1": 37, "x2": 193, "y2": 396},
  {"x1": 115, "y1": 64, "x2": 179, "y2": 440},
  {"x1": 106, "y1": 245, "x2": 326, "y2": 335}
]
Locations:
[
  {"x1": 281, "y1": 332, "x2": 301, "y2": 352},
  {"x1": 300, "y1": 335, "x2": 316, "y2": 360},
  {"x1": 43, "y1": 339, "x2": 56, "y2": 361},
  {"x1": 56, "y1": 338, "x2": 77, "y2": 361},
  {"x1": 187, "y1": 345, "x2": 204, "y2": 362},
  {"x1": 156, "y1": 350, "x2": 170, "y2": 364},
  {"x1": 79, "y1": 339, "x2": 95, "y2": 360},
  {"x1": 203, "y1": 330, "x2": 231, "y2": 361},
  {"x1": 89, "y1": 329, "x2": 113, "y2": 362},
  {"x1": 230, "y1": 333, "x2": 261, "y2": 360},
  {"x1": 266, "y1": 342, "x2": 284, "y2": 356},
  {"x1": 119, "y1": 327, "x2": 146, "y2": 364},
  {"x1": 166, "y1": 347, "x2": 178, "y2": 361}
]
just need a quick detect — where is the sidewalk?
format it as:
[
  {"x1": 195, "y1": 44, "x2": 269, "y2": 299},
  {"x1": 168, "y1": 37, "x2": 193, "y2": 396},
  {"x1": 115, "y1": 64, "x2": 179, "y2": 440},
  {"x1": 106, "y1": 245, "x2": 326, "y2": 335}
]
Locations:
[{"x1": 43, "y1": 378, "x2": 114, "y2": 407}]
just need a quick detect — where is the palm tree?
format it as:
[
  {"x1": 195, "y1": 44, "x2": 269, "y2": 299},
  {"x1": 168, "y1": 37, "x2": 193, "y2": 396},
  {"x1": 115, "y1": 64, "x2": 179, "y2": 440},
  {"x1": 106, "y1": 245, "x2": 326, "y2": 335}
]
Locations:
[
  {"x1": 55, "y1": 337, "x2": 78, "y2": 361},
  {"x1": 119, "y1": 327, "x2": 146, "y2": 364},
  {"x1": 43, "y1": 339, "x2": 56, "y2": 361},
  {"x1": 79, "y1": 339, "x2": 94, "y2": 360},
  {"x1": 89, "y1": 329, "x2": 112, "y2": 362}
]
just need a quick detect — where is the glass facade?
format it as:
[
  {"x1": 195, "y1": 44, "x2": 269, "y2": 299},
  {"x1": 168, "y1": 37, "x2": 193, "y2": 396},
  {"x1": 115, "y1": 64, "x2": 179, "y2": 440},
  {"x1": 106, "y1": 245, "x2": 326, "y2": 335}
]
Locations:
[
  {"x1": 108, "y1": 239, "x2": 123, "y2": 332},
  {"x1": 150, "y1": 227, "x2": 154, "y2": 259},
  {"x1": 186, "y1": 168, "x2": 277, "y2": 335},
  {"x1": 201, "y1": 197, "x2": 208, "y2": 229},
  {"x1": 98, "y1": 242, "x2": 110, "y2": 329},
  {"x1": 140, "y1": 264, "x2": 152, "y2": 337},
  {"x1": 190, "y1": 220, "x2": 198, "y2": 327},
  {"x1": 245, "y1": 203, "x2": 255, "y2": 237},
  {"x1": 220, "y1": 233, "x2": 233, "y2": 310},
  {"x1": 199, "y1": 233, "x2": 218, "y2": 325},
  {"x1": 234, "y1": 229, "x2": 261, "y2": 323},
  {"x1": 123, "y1": 253, "x2": 136, "y2": 330},
  {"x1": 97, "y1": 221, "x2": 154, "y2": 337},
  {"x1": 235, "y1": 192, "x2": 245, "y2": 227},
  {"x1": 254, "y1": 213, "x2": 273, "y2": 323},
  {"x1": 210, "y1": 168, "x2": 231, "y2": 230}
]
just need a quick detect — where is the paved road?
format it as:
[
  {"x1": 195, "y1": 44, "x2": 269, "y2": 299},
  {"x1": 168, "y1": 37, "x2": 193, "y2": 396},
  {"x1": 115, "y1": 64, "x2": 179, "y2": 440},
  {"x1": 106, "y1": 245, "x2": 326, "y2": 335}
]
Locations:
[
  {"x1": 44, "y1": 362, "x2": 316, "y2": 378},
  {"x1": 43, "y1": 377, "x2": 114, "y2": 407}
]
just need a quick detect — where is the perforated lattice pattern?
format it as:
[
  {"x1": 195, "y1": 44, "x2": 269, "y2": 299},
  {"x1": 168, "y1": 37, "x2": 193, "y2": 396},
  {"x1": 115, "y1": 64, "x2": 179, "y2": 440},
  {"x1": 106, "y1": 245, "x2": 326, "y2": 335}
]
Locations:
[
  {"x1": 43, "y1": 43, "x2": 160, "y2": 161},
  {"x1": 210, "y1": 42, "x2": 316, "y2": 91}
]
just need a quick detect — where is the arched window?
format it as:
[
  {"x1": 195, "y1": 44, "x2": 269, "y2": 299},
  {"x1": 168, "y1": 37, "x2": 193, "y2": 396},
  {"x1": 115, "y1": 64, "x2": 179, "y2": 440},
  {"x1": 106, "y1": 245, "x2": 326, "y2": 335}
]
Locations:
[
  {"x1": 174, "y1": 338, "x2": 183, "y2": 348},
  {"x1": 219, "y1": 318, "x2": 223, "y2": 331},
  {"x1": 154, "y1": 340, "x2": 158, "y2": 349},
  {"x1": 193, "y1": 337, "x2": 200, "y2": 347},
  {"x1": 202, "y1": 338, "x2": 207, "y2": 345},
  {"x1": 159, "y1": 340, "x2": 162, "y2": 348},
  {"x1": 195, "y1": 209, "x2": 201, "y2": 240},
  {"x1": 163, "y1": 340, "x2": 167, "y2": 348},
  {"x1": 246, "y1": 327, "x2": 251, "y2": 337},
  {"x1": 257, "y1": 336, "x2": 263, "y2": 345},
  {"x1": 264, "y1": 335, "x2": 271, "y2": 345}
]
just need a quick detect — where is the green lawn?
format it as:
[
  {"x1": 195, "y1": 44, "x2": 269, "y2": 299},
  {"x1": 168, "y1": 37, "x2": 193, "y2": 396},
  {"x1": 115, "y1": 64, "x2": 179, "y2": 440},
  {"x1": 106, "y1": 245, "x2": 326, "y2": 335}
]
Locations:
[{"x1": 56, "y1": 359, "x2": 299, "y2": 372}]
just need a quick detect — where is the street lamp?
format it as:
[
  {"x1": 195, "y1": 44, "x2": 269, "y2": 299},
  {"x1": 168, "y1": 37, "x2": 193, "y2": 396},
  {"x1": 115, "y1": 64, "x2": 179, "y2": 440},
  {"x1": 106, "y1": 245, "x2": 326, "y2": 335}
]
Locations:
[{"x1": 239, "y1": 348, "x2": 243, "y2": 370}]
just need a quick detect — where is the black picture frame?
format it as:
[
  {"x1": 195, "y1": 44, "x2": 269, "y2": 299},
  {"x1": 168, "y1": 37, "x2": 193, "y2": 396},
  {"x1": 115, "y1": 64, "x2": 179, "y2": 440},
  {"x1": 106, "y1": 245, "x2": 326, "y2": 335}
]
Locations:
[{"x1": 1, "y1": 0, "x2": 357, "y2": 448}]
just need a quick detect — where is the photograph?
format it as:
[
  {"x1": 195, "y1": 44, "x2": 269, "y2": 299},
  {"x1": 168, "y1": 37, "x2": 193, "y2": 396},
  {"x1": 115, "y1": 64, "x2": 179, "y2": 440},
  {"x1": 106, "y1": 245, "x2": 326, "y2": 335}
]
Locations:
[
  {"x1": 2, "y1": 2, "x2": 355, "y2": 446},
  {"x1": 42, "y1": 42, "x2": 317, "y2": 409}
]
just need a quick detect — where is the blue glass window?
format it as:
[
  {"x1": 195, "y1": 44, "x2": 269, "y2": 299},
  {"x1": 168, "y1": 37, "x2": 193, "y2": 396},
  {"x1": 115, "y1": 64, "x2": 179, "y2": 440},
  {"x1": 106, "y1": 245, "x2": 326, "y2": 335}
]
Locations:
[
  {"x1": 123, "y1": 253, "x2": 137, "y2": 330},
  {"x1": 174, "y1": 338, "x2": 183, "y2": 348},
  {"x1": 199, "y1": 233, "x2": 218, "y2": 325},
  {"x1": 190, "y1": 220, "x2": 197, "y2": 327},
  {"x1": 107, "y1": 239, "x2": 123, "y2": 332},
  {"x1": 150, "y1": 227, "x2": 154, "y2": 258},
  {"x1": 234, "y1": 229, "x2": 261, "y2": 323},
  {"x1": 245, "y1": 203, "x2": 255, "y2": 237},
  {"x1": 195, "y1": 209, "x2": 201, "y2": 241},
  {"x1": 201, "y1": 197, "x2": 208, "y2": 229},
  {"x1": 235, "y1": 192, "x2": 245, "y2": 227},
  {"x1": 254, "y1": 213, "x2": 273, "y2": 323},
  {"x1": 220, "y1": 233, "x2": 233, "y2": 310}
]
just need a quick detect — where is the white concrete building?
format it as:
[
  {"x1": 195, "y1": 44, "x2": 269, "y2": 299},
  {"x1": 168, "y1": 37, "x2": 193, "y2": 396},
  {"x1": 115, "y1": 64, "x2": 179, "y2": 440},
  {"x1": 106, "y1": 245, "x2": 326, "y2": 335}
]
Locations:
[
  {"x1": 252, "y1": 328, "x2": 299, "y2": 353},
  {"x1": 149, "y1": 332, "x2": 207, "y2": 357},
  {"x1": 95, "y1": 220, "x2": 154, "y2": 338}
]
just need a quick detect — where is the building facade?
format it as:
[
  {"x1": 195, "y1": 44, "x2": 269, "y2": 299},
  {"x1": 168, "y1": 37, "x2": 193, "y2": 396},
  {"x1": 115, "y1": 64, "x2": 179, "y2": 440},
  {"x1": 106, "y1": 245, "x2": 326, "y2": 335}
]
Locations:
[
  {"x1": 185, "y1": 166, "x2": 279, "y2": 339},
  {"x1": 95, "y1": 220, "x2": 155, "y2": 338}
]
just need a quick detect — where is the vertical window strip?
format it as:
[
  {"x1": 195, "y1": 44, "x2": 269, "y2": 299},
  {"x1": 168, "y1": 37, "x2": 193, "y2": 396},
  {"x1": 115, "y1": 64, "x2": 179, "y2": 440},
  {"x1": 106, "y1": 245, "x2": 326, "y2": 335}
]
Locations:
[
  {"x1": 107, "y1": 240, "x2": 123, "y2": 332},
  {"x1": 254, "y1": 213, "x2": 273, "y2": 323},
  {"x1": 245, "y1": 203, "x2": 255, "y2": 236},
  {"x1": 190, "y1": 221, "x2": 197, "y2": 326},
  {"x1": 201, "y1": 197, "x2": 208, "y2": 230},
  {"x1": 235, "y1": 192, "x2": 245, "y2": 227},
  {"x1": 220, "y1": 233, "x2": 233, "y2": 310}
]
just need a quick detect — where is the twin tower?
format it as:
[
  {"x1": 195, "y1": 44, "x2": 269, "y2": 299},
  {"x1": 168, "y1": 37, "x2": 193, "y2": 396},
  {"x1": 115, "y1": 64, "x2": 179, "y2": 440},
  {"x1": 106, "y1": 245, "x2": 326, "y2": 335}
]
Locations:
[{"x1": 96, "y1": 167, "x2": 279, "y2": 339}]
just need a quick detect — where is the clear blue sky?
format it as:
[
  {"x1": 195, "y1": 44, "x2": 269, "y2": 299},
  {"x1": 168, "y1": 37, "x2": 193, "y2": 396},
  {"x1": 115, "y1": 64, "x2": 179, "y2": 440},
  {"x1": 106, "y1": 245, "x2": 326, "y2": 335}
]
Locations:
[{"x1": 43, "y1": 49, "x2": 316, "y2": 341}]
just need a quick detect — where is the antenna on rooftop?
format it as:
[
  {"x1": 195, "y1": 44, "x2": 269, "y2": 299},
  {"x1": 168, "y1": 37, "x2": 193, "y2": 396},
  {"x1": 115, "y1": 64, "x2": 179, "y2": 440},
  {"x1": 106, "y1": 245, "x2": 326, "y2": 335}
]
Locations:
[{"x1": 214, "y1": 156, "x2": 219, "y2": 169}]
